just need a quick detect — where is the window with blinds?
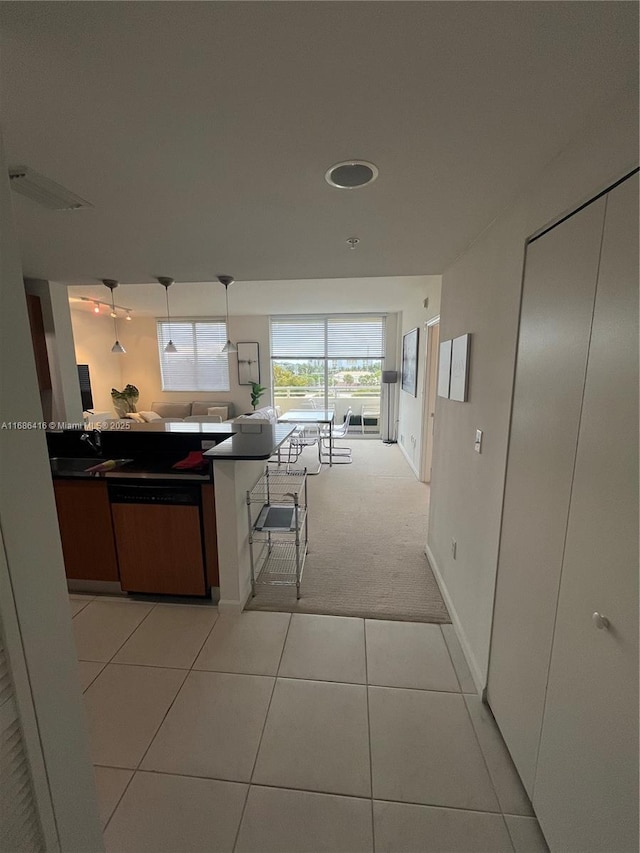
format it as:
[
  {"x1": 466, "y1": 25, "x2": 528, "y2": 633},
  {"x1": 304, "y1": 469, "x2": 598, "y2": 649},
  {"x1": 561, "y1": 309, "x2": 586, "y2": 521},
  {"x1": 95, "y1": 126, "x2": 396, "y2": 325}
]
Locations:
[
  {"x1": 271, "y1": 316, "x2": 386, "y2": 426},
  {"x1": 157, "y1": 320, "x2": 230, "y2": 392},
  {"x1": 271, "y1": 317, "x2": 385, "y2": 360}
]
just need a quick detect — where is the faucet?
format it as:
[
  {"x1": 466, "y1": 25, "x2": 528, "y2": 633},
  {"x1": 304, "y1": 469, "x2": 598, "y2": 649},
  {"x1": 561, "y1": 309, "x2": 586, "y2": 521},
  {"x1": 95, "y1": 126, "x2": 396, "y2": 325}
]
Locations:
[{"x1": 80, "y1": 429, "x2": 102, "y2": 456}]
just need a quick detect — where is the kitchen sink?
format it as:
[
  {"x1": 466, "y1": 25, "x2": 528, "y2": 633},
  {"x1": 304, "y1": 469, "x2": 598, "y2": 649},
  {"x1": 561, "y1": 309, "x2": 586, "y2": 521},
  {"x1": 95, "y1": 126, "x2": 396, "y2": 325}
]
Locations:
[{"x1": 49, "y1": 457, "x2": 133, "y2": 474}]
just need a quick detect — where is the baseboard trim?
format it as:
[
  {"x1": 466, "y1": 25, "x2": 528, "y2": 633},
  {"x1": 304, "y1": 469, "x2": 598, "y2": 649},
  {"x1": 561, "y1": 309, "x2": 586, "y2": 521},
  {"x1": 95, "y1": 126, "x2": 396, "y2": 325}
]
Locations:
[
  {"x1": 398, "y1": 441, "x2": 420, "y2": 479},
  {"x1": 425, "y1": 543, "x2": 485, "y2": 695}
]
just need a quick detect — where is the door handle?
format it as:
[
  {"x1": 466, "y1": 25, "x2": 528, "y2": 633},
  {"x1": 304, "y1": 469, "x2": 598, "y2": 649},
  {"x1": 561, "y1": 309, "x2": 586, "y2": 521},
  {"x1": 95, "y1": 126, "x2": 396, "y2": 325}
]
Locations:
[{"x1": 592, "y1": 612, "x2": 610, "y2": 630}]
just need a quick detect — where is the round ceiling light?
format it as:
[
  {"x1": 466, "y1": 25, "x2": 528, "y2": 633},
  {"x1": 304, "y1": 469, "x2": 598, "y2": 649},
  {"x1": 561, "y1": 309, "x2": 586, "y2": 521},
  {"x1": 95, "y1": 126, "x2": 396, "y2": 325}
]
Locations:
[{"x1": 325, "y1": 160, "x2": 378, "y2": 189}]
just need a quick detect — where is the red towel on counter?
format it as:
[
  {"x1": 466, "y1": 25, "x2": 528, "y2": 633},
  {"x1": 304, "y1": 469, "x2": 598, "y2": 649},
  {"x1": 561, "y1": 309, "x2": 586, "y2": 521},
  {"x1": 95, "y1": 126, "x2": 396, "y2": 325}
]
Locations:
[{"x1": 172, "y1": 451, "x2": 207, "y2": 470}]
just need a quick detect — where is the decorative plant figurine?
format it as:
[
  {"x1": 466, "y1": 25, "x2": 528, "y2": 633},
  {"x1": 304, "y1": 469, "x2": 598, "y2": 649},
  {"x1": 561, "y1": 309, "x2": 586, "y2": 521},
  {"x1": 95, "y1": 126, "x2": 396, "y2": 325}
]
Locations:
[
  {"x1": 111, "y1": 384, "x2": 139, "y2": 415},
  {"x1": 250, "y1": 381, "x2": 267, "y2": 410}
]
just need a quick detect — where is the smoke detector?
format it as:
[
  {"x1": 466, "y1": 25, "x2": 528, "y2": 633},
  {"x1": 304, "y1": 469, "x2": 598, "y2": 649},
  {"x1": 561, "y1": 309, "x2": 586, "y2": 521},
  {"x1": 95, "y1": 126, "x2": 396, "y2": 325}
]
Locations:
[
  {"x1": 8, "y1": 166, "x2": 93, "y2": 210},
  {"x1": 325, "y1": 160, "x2": 378, "y2": 189}
]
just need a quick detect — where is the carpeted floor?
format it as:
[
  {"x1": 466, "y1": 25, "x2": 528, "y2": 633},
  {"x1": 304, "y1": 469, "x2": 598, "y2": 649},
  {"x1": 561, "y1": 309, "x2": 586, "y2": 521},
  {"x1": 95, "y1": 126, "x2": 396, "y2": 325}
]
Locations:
[{"x1": 245, "y1": 439, "x2": 450, "y2": 623}]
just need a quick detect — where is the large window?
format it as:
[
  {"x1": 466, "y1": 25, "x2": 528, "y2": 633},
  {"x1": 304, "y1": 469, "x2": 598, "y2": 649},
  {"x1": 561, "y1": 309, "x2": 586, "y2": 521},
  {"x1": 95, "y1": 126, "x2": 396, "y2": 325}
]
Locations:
[
  {"x1": 271, "y1": 316, "x2": 385, "y2": 428},
  {"x1": 157, "y1": 320, "x2": 230, "y2": 391}
]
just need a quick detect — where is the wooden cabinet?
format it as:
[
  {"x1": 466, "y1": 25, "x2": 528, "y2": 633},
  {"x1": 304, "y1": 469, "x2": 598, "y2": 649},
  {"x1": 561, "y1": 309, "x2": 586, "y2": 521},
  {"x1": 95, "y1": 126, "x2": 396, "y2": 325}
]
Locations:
[
  {"x1": 53, "y1": 480, "x2": 119, "y2": 581},
  {"x1": 488, "y1": 172, "x2": 638, "y2": 852},
  {"x1": 53, "y1": 476, "x2": 219, "y2": 595}
]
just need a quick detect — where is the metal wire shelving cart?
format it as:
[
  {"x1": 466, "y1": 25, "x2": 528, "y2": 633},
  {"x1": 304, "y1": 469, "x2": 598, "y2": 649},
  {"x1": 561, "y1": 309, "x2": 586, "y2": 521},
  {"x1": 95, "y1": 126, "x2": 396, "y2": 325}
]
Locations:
[{"x1": 246, "y1": 466, "x2": 308, "y2": 599}]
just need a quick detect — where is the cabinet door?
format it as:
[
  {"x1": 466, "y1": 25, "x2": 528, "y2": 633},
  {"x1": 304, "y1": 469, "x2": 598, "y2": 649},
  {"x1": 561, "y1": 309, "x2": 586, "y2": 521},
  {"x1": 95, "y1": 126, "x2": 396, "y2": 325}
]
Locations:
[
  {"x1": 112, "y1": 503, "x2": 206, "y2": 596},
  {"x1": 487, "y1": 198, "x2": 606, "y2": 794},
  {"x1": 533, "y1": 174, "x2": 639, "y2": 852},
  {"x1": 53, "y1": 480, "x2": 119, "y2": 581}
]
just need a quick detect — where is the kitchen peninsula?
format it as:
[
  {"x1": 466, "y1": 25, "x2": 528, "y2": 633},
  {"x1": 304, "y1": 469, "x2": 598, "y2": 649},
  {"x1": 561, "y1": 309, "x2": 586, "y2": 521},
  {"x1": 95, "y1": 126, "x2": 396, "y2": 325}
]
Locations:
[{"x1": 47, "y1": 421, "x2": 295, "y2": 610}]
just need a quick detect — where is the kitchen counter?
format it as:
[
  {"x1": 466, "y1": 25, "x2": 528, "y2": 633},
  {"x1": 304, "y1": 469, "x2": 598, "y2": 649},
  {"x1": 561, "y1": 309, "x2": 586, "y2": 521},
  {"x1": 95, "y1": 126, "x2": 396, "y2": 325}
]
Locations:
[
  {"x1": 204, "y1": 423, "x2": 296, "y2": 460},
  {"x1": 49, "y1": 458, "x2": 212, "y2": 482}
]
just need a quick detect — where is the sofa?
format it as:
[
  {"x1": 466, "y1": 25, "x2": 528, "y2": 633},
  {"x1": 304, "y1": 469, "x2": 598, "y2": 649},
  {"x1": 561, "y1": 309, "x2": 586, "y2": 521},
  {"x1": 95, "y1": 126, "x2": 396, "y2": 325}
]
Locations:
[
  {"x1": 233, "y1": 406, "x2": 278, "y2": 425},
  {"x1": 111, "y1": 400, "x2": 237, "y2": 424}
]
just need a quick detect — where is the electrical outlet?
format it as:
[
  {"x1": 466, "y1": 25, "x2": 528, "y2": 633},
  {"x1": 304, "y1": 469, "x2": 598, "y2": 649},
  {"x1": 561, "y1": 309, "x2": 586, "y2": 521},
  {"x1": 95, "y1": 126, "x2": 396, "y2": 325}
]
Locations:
[
  {"x1": 451, "y1": 539, "x2": 457, "y2": 559},
  {"x1": 474, "y1": 429, "x2": 483, "y2": 454}
]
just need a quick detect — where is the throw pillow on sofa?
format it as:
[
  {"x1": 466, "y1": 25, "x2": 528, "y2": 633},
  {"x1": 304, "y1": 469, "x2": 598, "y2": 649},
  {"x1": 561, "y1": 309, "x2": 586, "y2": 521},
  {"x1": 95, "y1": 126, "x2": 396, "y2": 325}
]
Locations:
[{"x1": 207, "y1": 406, "x2": 228, "y2": 421}]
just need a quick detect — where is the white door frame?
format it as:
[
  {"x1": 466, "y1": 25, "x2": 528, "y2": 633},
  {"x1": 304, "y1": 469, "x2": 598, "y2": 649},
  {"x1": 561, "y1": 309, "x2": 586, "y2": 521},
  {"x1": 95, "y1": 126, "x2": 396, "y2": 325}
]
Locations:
[{"x1": 420, "y1": 316, "x2": 440, "y2": 482}]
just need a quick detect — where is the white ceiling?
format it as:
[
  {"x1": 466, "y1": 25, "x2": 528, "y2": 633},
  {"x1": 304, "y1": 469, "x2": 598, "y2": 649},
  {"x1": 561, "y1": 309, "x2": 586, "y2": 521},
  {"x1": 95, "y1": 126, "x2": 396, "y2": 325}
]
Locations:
[{"x1": 1, "y1": 2, "x2": 637, "y2": 284}]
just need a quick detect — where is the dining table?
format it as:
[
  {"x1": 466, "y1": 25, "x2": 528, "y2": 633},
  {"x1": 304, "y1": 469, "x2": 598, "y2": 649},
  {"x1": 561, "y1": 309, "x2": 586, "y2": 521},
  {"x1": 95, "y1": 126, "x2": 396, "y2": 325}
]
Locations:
[{"x1": 277, "y1": 409, "x2": 335, "y2": 473}]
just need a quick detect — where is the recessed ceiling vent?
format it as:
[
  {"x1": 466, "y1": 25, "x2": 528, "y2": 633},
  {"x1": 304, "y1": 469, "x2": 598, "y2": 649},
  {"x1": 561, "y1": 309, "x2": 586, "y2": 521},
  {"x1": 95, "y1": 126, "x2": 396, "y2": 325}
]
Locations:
[
  {"x1": 325, "y1": 160, "x2": 378, "y2": 189},
  {"x1": 8, "y1": 165, "x2": 93, "y2": 210}
]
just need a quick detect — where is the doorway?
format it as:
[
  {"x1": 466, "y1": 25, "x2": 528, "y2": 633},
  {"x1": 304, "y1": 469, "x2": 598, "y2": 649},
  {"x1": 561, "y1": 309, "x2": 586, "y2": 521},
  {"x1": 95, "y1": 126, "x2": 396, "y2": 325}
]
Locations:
[{"x1": 421, "y1": 317, "x2": 440, "y2": 483}]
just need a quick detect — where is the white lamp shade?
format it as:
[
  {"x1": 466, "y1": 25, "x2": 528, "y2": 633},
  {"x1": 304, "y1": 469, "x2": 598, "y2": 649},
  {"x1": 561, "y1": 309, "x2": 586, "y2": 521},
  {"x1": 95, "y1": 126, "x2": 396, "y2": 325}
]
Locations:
[
  {"x1": 111, "y1": 340, "x2": 126, "y2": 354},
  {"x1": 164, "y1": 340, "x2": 178, "y2": 353},
  {"x1": 221, "y1": 339, "x2": 237, "y2": 354}
]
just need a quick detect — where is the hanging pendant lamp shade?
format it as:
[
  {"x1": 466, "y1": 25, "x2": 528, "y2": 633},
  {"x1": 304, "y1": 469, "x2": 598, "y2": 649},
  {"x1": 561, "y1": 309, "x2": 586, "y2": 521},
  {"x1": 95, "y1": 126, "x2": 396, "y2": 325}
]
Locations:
[
  {"x1": 103, "y1": 279, "x2": 126, "y2": 354},
  {"x1": 157, "y1": 277, "x2": 177, "y2": 353},
  {"x1": 217, "y1": 275, "x2": 237, "y2": 353}
]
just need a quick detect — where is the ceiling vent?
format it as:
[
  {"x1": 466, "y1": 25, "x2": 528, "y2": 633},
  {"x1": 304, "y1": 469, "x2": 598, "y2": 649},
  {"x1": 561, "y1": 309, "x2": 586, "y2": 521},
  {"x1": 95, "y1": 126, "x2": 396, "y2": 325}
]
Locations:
[
  {"x1": 8, "y1": 166, "x2": 93, "y2": 211},
  {"x1": 325, "y1": 160, "x2": 378, "y2": 189}
]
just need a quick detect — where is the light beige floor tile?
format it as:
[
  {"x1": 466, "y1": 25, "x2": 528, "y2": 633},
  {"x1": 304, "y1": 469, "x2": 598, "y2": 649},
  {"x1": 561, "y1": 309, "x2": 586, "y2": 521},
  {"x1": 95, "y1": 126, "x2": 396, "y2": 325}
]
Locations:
[
  {"x1": 73, "y1": 599, "x2": 155, "y2": 662},
  {"x1": 84, "y1": 664, "x2": 187, "y2": 768},
  {"x1": 278, "y1": 614, "x2": 366, "y2": 683},
  {"x1": 77, "y1": 660, "x2": 106, "y2": 692},
  {"x1": 69, "y1": 596, "x2": 93, "y2": 617},
  {"x1": 505, "y1": 815, "x2": 549, "y2": 852},
  {"x1": 93, "y1": 766, "x2": 133, "y2": 828},
  {"x1": 365, "y1": 620, "x2": 459, "y2": 692},
  {"x1": 253, "y1": 678, "x2": 370, "y2": 797},
  {"x1": 113, "y1": 604, "x2": 218, "y2": 669},
  {"x1": 374, "y1": 800, "x2": 514, "y2": 853},
  {"x1": 464, "y1": 694, "x2": 534, "y2": 816},
  {"x1": 141, "y1": 671, "x2": 274, "y2": 782},
  {"x1": 193, "y1": 611, "x2": 290, "y2": 675},
  {"x1": 236, "y1": 785, "x2": 373, "y2": 853},
  {"x1": 441, "y1": 624, "x2": 478, "y2": 694},
  {"x1": 369, "y1": 686, "x2": 499, "y2": 811},
  {"x1": 104, "y1": 771, "x2": 247, "y2": 853}
]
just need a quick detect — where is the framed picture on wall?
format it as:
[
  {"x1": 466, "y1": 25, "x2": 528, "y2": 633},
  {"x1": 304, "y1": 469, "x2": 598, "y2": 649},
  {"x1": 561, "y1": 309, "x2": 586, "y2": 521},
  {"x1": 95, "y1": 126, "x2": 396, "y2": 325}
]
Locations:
[
  {"x1": 401, "y1": 327, "x2": 419, "y2": 396},
  {"x1": 437, "y1": 339, "x2": 452, "y2": 398},
  {"x1": 450, "y1": 333, "x2": 470, "y2": 402},
  {"x1": 236, "y1": 342, "x2": 260, "y2": 385}
]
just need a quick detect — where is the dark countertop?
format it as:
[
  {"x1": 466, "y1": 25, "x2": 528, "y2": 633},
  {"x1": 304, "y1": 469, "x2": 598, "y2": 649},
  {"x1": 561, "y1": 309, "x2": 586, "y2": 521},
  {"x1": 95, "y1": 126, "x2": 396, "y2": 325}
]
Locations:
[
  {"x1": 50, "y1": 459, "x2": 212, "y2": 482},
  {"x1": 204, "y1": 424, "x2": 296, "y2": 461}
]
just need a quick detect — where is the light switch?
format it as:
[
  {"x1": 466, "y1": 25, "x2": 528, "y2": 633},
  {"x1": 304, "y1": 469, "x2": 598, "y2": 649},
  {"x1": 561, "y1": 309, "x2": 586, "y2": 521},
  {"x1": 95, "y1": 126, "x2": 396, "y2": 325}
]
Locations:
[{"x1": 474, "y1": 429, "x2": 483, "y2": 453}]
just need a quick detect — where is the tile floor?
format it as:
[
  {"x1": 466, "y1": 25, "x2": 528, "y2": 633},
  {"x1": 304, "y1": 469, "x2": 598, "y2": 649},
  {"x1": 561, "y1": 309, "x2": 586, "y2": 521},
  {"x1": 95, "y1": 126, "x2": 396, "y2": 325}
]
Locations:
[{"x1": 70, "y1": 595, "x2": 549, "y2": 852}]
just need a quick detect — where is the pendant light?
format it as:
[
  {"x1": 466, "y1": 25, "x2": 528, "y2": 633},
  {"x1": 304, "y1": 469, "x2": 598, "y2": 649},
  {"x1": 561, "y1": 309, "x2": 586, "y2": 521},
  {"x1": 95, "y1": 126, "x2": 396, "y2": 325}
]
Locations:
[
  {"x1": 217, "y1": 275, "x2": 237, "y2": 354},
  {"x1": 157, "y1": 277, "x2": 177, "y2": 353},
  {"x1": 103, "y1": 279, "x2": 126, "y2": 353}
]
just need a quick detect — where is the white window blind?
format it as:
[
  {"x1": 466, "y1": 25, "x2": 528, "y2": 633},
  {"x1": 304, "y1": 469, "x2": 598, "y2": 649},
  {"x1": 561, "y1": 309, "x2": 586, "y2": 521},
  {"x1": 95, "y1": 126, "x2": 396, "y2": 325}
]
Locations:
[
  {"x1": 157, "y1": 320, "x2": 230, "y2": 391},
  {"x1": 271, "y1": 316, "x2": 385, "y2": 358}
]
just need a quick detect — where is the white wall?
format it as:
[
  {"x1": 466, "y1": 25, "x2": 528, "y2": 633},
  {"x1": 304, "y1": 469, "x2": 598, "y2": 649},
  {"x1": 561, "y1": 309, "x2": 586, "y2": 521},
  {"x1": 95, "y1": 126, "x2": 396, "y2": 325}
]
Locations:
[
  {"x1": 70, "y1": 306, "x2": 126, "y2": 413},
  {"x1": 427, "y1": 82, "x2": 639, "y2": 690},
  {"x1": 0, "y1": 132, "x2": 103, "y2": 850},
  {"x1": 396, "y1": 278, "x2": 442, "y2": 476}
]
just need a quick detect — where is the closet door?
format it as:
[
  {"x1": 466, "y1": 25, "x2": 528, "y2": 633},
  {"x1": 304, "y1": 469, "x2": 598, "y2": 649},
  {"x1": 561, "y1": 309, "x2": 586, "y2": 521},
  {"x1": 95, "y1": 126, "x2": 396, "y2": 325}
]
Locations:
[
  {"x1": 533, "y1": 174, "x2": 638, "y2": 853},
  {"x1": 487, "y1": 197, "x2": 606, "y2": 795}
]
